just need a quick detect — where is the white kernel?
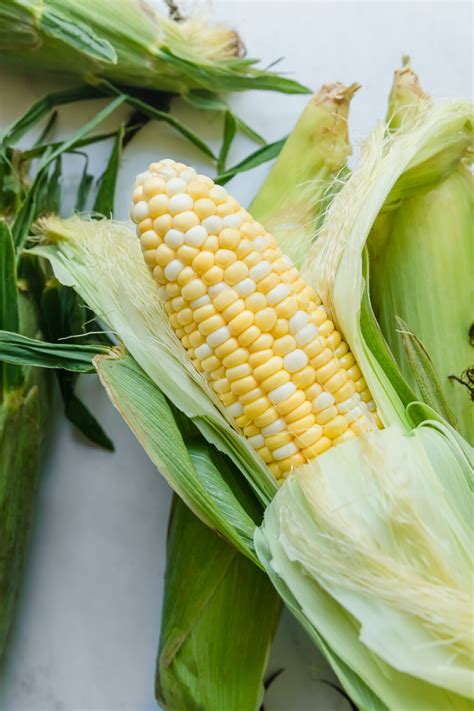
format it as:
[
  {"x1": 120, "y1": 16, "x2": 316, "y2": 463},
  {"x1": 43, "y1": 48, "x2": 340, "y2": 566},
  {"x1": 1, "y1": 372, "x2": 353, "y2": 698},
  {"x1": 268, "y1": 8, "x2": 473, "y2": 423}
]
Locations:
[
  {"x1": 367, "y1": 400, "x2": 376, "y2": 412},
  {"x1": 208, "y1": 282, "x2": 227, "y2": 297},
  {"x1": 164, "y1": 259, "x2": 184, "y2": 281},
  {"x1": 248, "y1": 434, "x2": 265, "y2": 448},
  {"x1": 164, "y1": 229, "x2": 184, "y2": 248},
  {"x1": 195, "y1": 343, "x2": 213, "y2": 360},
  {"x1": 157, "y1": 166, "x2": 177, "y2": 179},
  {"x1": 207, "y1": 326, "x2": 231, "y2": 347},
  {"x1": 134, "y1": 171, "x2": 150, "y2": 186},
  {"x1": 253, "y1": 236, "x2": 269, "y2": 252},
  {"x1": 249, "y1": 261, "x2": 272, "y2": 282},
  {"x1": 313, "y1": 392, "x2": 335, "y2": 411},
  {"x1": 289, "y1": 310, "x2": 309, "y2": 335},
  {"x1": 228, "y1": 402, "x2": 244, "y2": 417},
  {"x1": 281, "y1": 256, "x2": 293, "y2": 269},
  {"x1": 262, "y1": 418, "x2": 285, "y2": 436},
  {"x1": 295, "y1": 323, "x2": 318, "y2": 346},
  {"x1": 201, "y1": 215, "x2": 222, "y2": 234},
  {"x1": 185, "y1": 225, "x2": 207, "y2": 246},
  {"x1": 346, "y1": 406, "x2": 363, "y2": 422},
  {"x1": 167, "y1": 177, "x2": 187, "y2": 195},
  {"x1": 180, "y1": 168, "x2": 197, "y2": 183},
  {"x1": 131, "y1": 200, "x2": 149, "y2": 222},
  {"x1": 267, "y1": 284, "x2": 290, "y2": 305},
  {"x1": 158, "y1": 286, "x2": 167, "y2": 300},
  {"x1": 211, "y1": 185, "x2": 228, "y2": 201},
  {"x1": 169, "y1": 193, "x2": 193, "y2": 215},
  {"x1": 190, "y1": 295, "x2": 210, "y2": 309},
  {"x1": 337, "y1": 397, "x2": 358, "y2": 413},
  {"x1": 222, "y1": 213, "x2": 243, "y2": 229},
  {"x1": 283, "y1": 348, "x2": 308, "y2": 373},
  {"x1": 235, "y1": 278, "x2": 257, "y2": 297},
  {"x1": 269, "y1": 381, "x2": 296, "y2": 405},
  {"x1": 158, "y1": 159, "x2": 175, "y2": 167},
  {"x1": 273, "y1": 442, "x2": 298, "y2": 461}
]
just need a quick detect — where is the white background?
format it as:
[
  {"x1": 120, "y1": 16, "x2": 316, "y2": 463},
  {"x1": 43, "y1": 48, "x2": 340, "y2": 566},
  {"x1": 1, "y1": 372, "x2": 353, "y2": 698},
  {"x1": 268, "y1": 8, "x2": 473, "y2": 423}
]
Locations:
[{"x1": 0, "y1": 1, "x2": 471, "y2": 709}]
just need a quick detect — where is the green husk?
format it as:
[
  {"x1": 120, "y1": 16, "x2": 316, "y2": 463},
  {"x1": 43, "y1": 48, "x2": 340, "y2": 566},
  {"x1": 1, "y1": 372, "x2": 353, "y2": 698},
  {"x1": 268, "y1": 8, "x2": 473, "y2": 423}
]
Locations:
[
  {"x1": 368, "y1": 62, "x2": 473, "y2": 442},
  {"x1": 0, "y1": 0, "x2": 309, "y2": 96}
]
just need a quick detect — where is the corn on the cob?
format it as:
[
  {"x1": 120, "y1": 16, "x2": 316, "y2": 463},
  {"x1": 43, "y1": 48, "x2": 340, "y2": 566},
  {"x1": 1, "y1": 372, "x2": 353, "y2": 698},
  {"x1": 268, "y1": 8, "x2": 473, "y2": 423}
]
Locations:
[{"x1": 130, "y1": 160, "x2": 381, "y2": 479}]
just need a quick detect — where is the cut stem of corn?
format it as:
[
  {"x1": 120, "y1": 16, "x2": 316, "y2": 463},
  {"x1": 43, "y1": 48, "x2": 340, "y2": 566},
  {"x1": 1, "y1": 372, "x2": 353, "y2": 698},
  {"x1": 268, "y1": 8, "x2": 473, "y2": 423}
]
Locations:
[{"x1": 130, "y1": 160, "x2": 381, "y2": 480}]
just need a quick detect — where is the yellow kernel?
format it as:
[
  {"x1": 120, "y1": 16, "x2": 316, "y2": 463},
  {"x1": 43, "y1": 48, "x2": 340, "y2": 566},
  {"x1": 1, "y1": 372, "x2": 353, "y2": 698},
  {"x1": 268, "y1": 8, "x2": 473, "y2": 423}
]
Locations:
[
  {"x1": 202, "y1": 355, "x2": 221, "y2": 373},
  {"x1": 248, "y1": 349, "x2": 274, "y2": 368},
  {"x1": 256, "y1": 445, "x2": 273, "y2": 463},
  {"x1": 165, "y1": 283, "x2": 180, "y2": 298},
  {"x1": 177, "y1": 245, "x2": 199, "y2": 265},
  {"x1": 238, "y1": 325, "x2": 261, "y2": 348},
  {"x1": 203, "y1": 236, "x2": 219, "y2": 252},
  {"x1": 276, "y1": 390, "x2": 306, "y2": 417},
  {"x1": 272, "y1": 319, "x2": 289, "y2": 338},
  {"x1": 315, "y1": 405, "x2": 338, "y2": 425},
  {"x1": 254, "y1": 307, "x2": 277, "y2": 333},
  {"x1": 334, "y1": 341, "x2": 349, "y2": 358},
  {"x1": 305, "y1": 383, "x2": 323, "y2": 401},
  {"x1": 324, "y1": 416, "x2": 349, "y2": 440},
  {"x1": 222, "y1": 348, "x2": 248, "y2": 368},
  {"x1": 225, "y1": 261, "x2": 249, "y2": 285},
  {"x1": 210, "y1": 366, "x2": 226, "y2": 381},
  {"x1": 199, "y1": 314, "x2": 225, "y2": 336},
  {"x1": 275, "y1": 297, "x2": 298, "y2": 319},
  {"x1": 214, "y1": 288, "x2": 239, "y2": 311},
  {"x1": 213, "y1": 377, "x2": 230, "y2": 394},
  {"x1": 173, "y1": 211, "x2": 199, "y2": 232},
  {"x1": 302, "y1": 436, "x2": 332, "y2": 459},
  {"x1": 219, "y1": 228, "x2": 240, "y2": 249},
  {"x1": 231, "y1": 375, "x2": 258, "y2": 395},
  {"x1": 236, "y1": 239, "x2": 253, "y2": 258},
  {"x1": 333, "y1": 380, "x2": 356, "y2": 402},
  {"x1": 215, "y1": 249, "x2": 237, "y2": 268},
  {"x1": 261, "y1": 370, "x2": 291, "y2": 392},
  {"x1": 268, "y1": 463, "x2": 281, "y2": 477},
  {"x1": 164, "y1": 301, "x2": 174, "y2": 315},
  {"x1": 318, "y1": 319, "x2": 335, "y2": 338},
  {"x1": 279, "y1": 453, "x2": 305, "y2": 472},
  {"x1": 327, "y1": 330, "x2": 342, "y2": 350},
  {"x1": 184, "y1": 323, "x2": 195, "y2": 334},
  {"x1": 169, "y1": 313, "x2": 179, "y2": 329},
  {"x1": 177, "y1": 267, "x2": 195, "y2": 286},
  {"x1": 194, "y1": 198, "x2": 216, "y2": 219},
  {"x1": 209, "y1": 186, "x2": 227, "y2": 204},
  {"x1": 244, "y1": 423, "x2": 259, "y2": 437},
  {"x1": 143, "y1": 249, "x2": 157, "y2": 267},
  {"x1": 248, "y1": 334, "x2": 273, "y2": 353},
  {"x1": 227, "y1": 363, "x2": 252, "y2": 382},
  {"x1": 287, "y1": 403, "x2": 316, "y2": 434},
  {"x1": 274, "y1": 335, "x2": 297, "y2": 357},
  {"x1": 304, "y1": 337, "x2": 325, "y2": 359},
  {"x1": 202, "y1": 266, "x2": 224, "y2": 285},
  {"x1": 265, "y1": 433, "x2": 292, "y2": 451},
  {"x1": 216, "y1": 201, "x2": 234, "y2": 216},
  {"x1": 189, "y1": 331, "x2": 204, "y2": 347},
  {"x1": 311, "y1": 348, "x2": 333, "y2": 370},
  {"x1": 152, "y1": 265, "x2": 165, "y2": 284},
  {"x1": 214, "y1": 338, "x2": 239, "y2": 358},
  {"x1": 291, "y1": 276, "x2": 305, "y2": 293},
  {"x1": 235, "y1": 414, "x2": 251, "y2": 429},
  {"x1": 221, "y1": 391, "x2": 237, "y2": 406},
  {"x1": 246, "y1": 292, "x2": 267, "y2": 312},
  {"x1": 253, "y1": 356, "x2": 283, "y2": 381},
  {"x1": 347, "y1": 365, "x2": 362, "y2": 381},
  {"x1": 192, "y1": 251, "x2": 214, "y2": 275},
  {"x1": 338, "y1": 352, "x2": 356, "y2": 370},
  {"x1": 153, "y1": 215, "x2": 173, "y2": 238},
  {"x1": 294, "y1": 424, "x2": 323, "y2": 448},
  {"x1": 193, "y1": 304, "x2": 216, "y2": 324},
  {"x1": 333, "y1": 429, "x2": 358, "y2": 446},
  {"x1": 311, "y1": 307, "x2": 328, "y2": 327},
  {"x1": 148, "y1": 194, "x2": 169, "y2": 218},
  {"x1": 292, "y1": 365, "x2": 315, "y2": 390},
  {"x1": 253, "y1": 407, "x2": 279, "y2": 428},
  {"x1": 138, "y1": 218, "x2": 153, "y2": 234},
  {"x1": 240, "y1": 222, "x2": 259, "y2": 238},
  {"x1": 229, "y1": 310, "x2": 254, "y2": 336},
  {"x1": 324, "y1": 371, "x2": 348, "y2": 393},
  {"x1": 243, "y1": 251, "x2": 262, "y2": 268},
  {"x1": 182, "y1": 278, "x2": 206, "y2": 301},
  {"x1": 155, "y1": 244, "x2": 175, "y2": 267},
  {"x1": 140, "y1": 231, "x2": 161, "y2": 250},
  {"x1": 259, "y1": 273, "x2": 280, "y2": 294},
  {"x1": 245, "y1": 397, "x2": 272, "y2": 418},
  {"x1": 176, "y1": 308, "x2": 193, "y2": 326},
  {"x1": 239, "y1": 387, "x2": 264, "y2": 405},
  {"x1": 171, "y1": 296, "x2": 184, "y2": 311},
  {"x1": 286, "y1": 402, "x2": 314, "y2": 424},
  {"x1": 187, "y1": 180, "x2": 209, "y2": 200},
  {"x1": 222, "y1": 299, "x2": 245, "y2": 321}
]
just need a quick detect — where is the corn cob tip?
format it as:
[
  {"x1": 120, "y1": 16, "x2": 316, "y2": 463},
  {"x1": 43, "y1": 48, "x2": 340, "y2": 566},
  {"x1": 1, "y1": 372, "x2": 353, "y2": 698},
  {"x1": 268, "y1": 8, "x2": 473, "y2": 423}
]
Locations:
[{"x1": 130, "y1": 159, "x2": 381, "y2": 480}]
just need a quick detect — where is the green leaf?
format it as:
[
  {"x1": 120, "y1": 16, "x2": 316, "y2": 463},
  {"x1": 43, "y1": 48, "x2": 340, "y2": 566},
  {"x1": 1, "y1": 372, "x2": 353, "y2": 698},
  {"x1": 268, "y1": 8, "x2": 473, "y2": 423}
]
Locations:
[
  {"x1": 217, "y1": 110, "x2": 237, "y2": 174},
  {"x1": 44, "y1": 156, "x2": 62, "y2": 214},
  {"x1": 215, "y1": 138, "x2": 286, "y2": 185},
  {"x1": 0, "y1": 222, "x2": 22, "y2": 395},
  {"x1": 184, "y1": 91, "x2": 266, "y2": 147},
  {"x1": 57, "y1": 371, "x2": 114, "y2": 450},
  {"x1": 157, "y1": 495, "x2": 280, "y2": 711},
  {"x1": 0, "y1": 331, "x2": 105, "y2": 373},
  {"x1": 93, "y1": 123, "x2": 124, "y2": 216},
  {"x1": 39, "y1": 7, "x2": 117, "y2": 63},
  {"x1": 396, "y1": 317, "x2": 457, "y2": 427},
  {"x1": 234, "y1": 115, "x2": 266, "y2": 146},
  {"x1": 75, "y1": 155, "x2": 94, "y2": 212}
]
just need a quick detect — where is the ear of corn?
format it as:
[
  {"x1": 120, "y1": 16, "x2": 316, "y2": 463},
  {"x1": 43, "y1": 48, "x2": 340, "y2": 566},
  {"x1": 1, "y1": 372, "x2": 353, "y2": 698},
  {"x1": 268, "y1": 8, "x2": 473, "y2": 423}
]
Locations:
[
  {"x1": 0, "y1": 0, "x2": 309, "y2": 96},
  {"x1": 368, "y1": 62, "x2": 473, "y2": 442}
]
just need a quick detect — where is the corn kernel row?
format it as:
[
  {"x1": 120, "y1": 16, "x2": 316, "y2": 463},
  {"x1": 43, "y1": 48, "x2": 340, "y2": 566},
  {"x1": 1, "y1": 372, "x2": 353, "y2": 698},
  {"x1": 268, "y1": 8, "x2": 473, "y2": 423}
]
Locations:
[{"x1": 131, "y1": 159, "x2": 381, "y2": 480}]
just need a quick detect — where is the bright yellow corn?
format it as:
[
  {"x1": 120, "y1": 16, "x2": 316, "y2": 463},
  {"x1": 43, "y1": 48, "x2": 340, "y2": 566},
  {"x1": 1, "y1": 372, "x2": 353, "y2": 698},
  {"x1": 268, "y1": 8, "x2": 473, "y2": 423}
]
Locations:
[{"x1": 130, "y1": 160, "x2": 381, "y2": 479}]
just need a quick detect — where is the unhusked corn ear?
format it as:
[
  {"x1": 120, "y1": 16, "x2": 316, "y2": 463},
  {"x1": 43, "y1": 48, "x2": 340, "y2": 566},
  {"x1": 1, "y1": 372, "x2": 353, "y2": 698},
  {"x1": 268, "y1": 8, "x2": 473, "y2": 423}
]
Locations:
[{"x1": 131, "y1": 159, "x2": 381, "y2": 480}]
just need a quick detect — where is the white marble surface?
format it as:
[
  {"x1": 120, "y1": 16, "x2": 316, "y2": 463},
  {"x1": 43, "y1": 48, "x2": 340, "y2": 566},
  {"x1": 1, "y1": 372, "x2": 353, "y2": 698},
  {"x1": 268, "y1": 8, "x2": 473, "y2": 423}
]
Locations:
[{"x1": 0, "y1": 1, "x2": 471, "y2": 709}]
